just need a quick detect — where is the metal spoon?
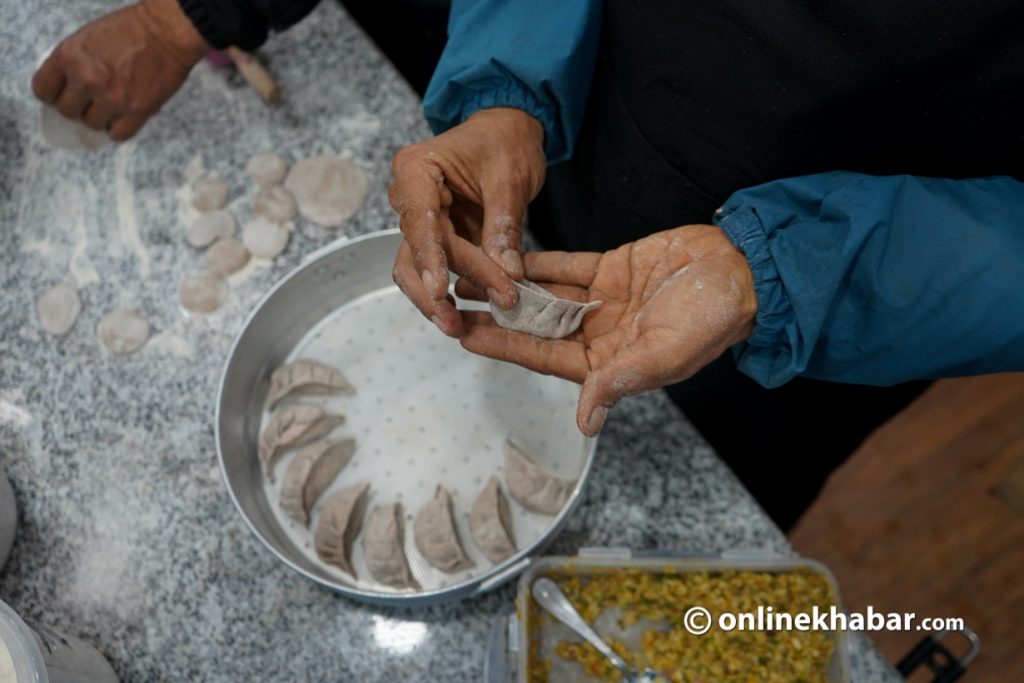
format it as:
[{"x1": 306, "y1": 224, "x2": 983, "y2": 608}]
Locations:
[{"x1": 531, "y1": 577, "x2": 669, "y2": 683}]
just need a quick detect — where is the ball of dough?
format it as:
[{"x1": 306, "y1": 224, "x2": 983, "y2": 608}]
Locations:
[
  {"x1": 97, "y1": 309, "x2": 150, "y2": 355},
  {"x1": 191, "y1": 177, "x2": 229, "y2": 212},
  {"x1": 242, "y1": 217, "x2": 290, "y2": 259},
  {"x1": 206, "y1": 237, "x2": 251, "y2": 276},
  {"x1": 180, "y1": 272, "x2": 228, "y2": 314},
  {"x1": 186, "y1": 209, "x2": 235, "y2": 248},
  {"x1": 252, "y1": 185, "x2": 297, "y2": 224},
  {"x1": 284, "y1": 156, "x2": 368, "y2": 227},
  {"x1": 247, "y1": 154, "x2": 289, "y2": 187},
  {"x1": 38, "y1": 104, "x2": 110, "y2": 152},
  {"x1": 37, "y1": 284, "x2": 82, "y2": 336}
]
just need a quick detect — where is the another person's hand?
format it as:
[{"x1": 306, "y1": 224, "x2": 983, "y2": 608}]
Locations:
[
  {"x1": 389, "y1": 107, "x2": 546, "y2": 337},
  {"x1": 31, "y1": 0, "x2": 209, "y2": 140},
  {"x1": 458, "y1": 226, "x2": 758, "y2": 435}
]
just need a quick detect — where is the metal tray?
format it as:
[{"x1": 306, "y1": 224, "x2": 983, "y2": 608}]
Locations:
[
  {"x1": 216, "y1": 230, "x2": 597, "y2": 605},
  {"x1": 486, "y1": 548, "x2": 852, "y2": 682}
]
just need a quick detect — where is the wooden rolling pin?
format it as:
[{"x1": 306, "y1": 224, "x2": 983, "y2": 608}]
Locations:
[{"x1": 224, "y1": 47, "x2": 281, "y2": 104}]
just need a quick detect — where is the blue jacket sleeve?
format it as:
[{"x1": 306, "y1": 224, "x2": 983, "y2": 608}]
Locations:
[
  {"x1": 714, "y1": 172, "x2": 1024, "y2": 388},
  {"x1": 422, "y1": 0, "x2": 602, "y2": 163}
]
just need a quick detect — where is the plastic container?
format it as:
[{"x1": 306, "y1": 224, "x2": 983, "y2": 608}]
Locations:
[
  {"x1": 485, "y1": 548, "x2": 852, "y2": 683},
  {"x1": 0, "y1": 600, "x2": 118, "y2": 683},
  {"x1": 0, "y1": 466, "x2": 15, "y2": 570}
]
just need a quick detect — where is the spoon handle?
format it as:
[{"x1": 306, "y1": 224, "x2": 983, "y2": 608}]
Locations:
[{"x1": 532, "y1": 577, "x2": 630, "y2": 674}]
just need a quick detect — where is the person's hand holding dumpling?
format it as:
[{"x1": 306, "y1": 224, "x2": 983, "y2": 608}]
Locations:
[{"x1": 455, "y1": 225, "x2": 758, "y2": 436}]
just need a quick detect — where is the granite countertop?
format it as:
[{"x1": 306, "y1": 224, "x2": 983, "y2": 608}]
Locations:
[{"x1": 0, "y1": 1, "x2": 900, "y2": 680}]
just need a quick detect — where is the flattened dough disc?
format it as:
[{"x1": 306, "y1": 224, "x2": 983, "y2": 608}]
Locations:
[{"x1": 284, "y1": 156, "x2": 367, "y2": 227}]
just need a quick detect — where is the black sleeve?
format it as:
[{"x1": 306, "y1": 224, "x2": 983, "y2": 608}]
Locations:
[{"x1": 178, "y1": 0, "x2": 322, "y2": 50}]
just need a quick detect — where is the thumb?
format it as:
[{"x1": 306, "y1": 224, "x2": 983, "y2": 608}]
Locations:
[
  {"x1": 481, "y1": 182, "x2": 527, "y2": 280},
  {"x1": 576, "y1": 349, "x2": 651, "y2": 437}
]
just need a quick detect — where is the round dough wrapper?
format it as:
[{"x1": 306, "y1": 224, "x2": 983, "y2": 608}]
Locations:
[
  {"x1": 206, "y1": 237, "x2": 251, "y2": 276},
  {"x1": 284, "y1": 156, "x2": 368, "y2": 227},
  {"x1": 37, "y1": 284, "x2": 82, "y2": 336},
  {"x1": 247, "y1": 154, "x2": 289, "y2": 187},
  {"x1": 97, "y1": 309, "x2": 150, "y2": 355},
  {"x1": 180, "y1": 272, "x2": 228, "y2": 313},
  {"x1": 38, "y1": 104, "x2": 110, "y2": 152},
  {"x1": 191, "y1": 177, "x2": 229, "y2": 212},
  {"x1": 252, "y1": 185, "x2": 297, "y2": 224},
  {"x1": 242, "y1": 217, "x2": 290, "y2": 259},
  {"x1": 186, "y1": 209, "x2": 235, "y2": 248}
]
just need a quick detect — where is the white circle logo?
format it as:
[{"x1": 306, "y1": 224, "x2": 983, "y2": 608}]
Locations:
[{"x1": 684, "y1": 606, "x2": 712, "y2": 636}]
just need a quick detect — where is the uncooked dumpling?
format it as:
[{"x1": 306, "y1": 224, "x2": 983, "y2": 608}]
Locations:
[
  {"x1": 37, "y1": 284, "x2": 82, "y2": 336},
  {"x1": 504, "y1": 441, "x2": 576, "y2": 514},
  {"x1": 179, "y1": 272, "x2": 227, "y2": 313},
  {"x1": 206, "y1": 237, "x2": 250, "y2": 276},
  {"x1": 413, "y1": 485, "x2": 474, "y2": 573},
  {"x1": 97, "y1": 309, "x2": 149, "y2": 355},
  {"x1": 279, "y1": 438, "x2": 356, "y2": 525},
  {"x1": 191, "y1": 177, "x2": 229, "y2": 212},
  {"x1": 242, "y1": 217, "x2": 289, "y2": 259},
  {"x1": 284, "y1": 156, "x2": 367, "y2": 227},
  {"x1": 266, "y1": 359, "x2": 355, "y2": 409},
  {"x1": 314, "y1": 481, "x2": 369, "y2": 578},
  {"x1": 258, "y1": 405, "x2": 344, "y2": 481},
  {"x1": 186, "y1": 210, "x2": 235, "y2": 248},
  {"x1": 362, "y1": 503, "x2": 418, "y2": 589},
  {"x1": 252, "y1": 185, "x2": 297, "y2": 224},
  {"x1": 469, "y1": 477, "x2": 516, "y2": 564},
  {"x1": 491, "y1": 280, "x2": 601, "y2": 339},
  {"x1": 246, "y1": 154, "x2": 289, "y2": 187}
]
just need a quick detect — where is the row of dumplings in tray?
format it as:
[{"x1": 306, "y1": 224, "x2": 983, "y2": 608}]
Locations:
[{"x1": 258, "y1": 359, "x2": 580, "y2": 589}]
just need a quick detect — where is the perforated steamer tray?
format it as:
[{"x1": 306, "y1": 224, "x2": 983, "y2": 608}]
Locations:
[{"x1": 217, "y1": 230, "x2": 597, "y2": 605}]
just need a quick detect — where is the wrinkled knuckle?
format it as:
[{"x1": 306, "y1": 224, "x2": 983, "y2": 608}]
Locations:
[
  {"x1": 78, "y1": 66, "x2": 106, "y2": 91},
  {"x1": 392, "y1": 145, "x2": 420, "y2": 172}
]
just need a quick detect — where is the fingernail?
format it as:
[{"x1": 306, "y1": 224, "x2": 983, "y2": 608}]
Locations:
[
  {"x1": 486, "y1": 287, "x2": 502, "y2": 306},
  {"x1": 421, "y1": 270, "x2": 439, "y2": 297},
  {"x1": 500, "y1": 249, "x2": 522, "y2": 276},
  {"x1": 430, "y1": 314, "x2": 446, "y2": 332},
  {"x1": 586, "y1": 406, "x2": 608, "y2": 435}
]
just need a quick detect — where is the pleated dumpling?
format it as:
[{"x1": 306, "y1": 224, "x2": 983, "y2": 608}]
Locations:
[
  {"x1": 413, "y1": 486, "x2": 474, "y2": 573},
  {"x1": 314, "y1": 481, "x2": 370, "y2": 578},
  {"x1": 504, "y1": 441, "x2": 576, "y2": 515},
  {"x1": 490, "y1": 280, "x2": 602, "y2": 339},
  {"x1": 266, "y1": 359, "x2": 354, "y2": 409},
  {"x1": 468, "y1": 477, "x2": 516, "y2": 564},
  {"x1": 362, "y1": 503, "x2": 418, "y2": 589},
  {"x1": 258, "y1": 404, "x2": 344, "y2": 481},
  {"x1": 278, "y1": 438, "x2": 356, "y2": 524}
]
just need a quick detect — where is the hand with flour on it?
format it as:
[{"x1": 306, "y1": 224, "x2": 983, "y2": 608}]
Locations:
[
  {"x1": 388, "y1": 107, "x2": 547, "y2": 337},
  {"x1": 456, "y1": 226, "x2": 759, "y2": 436},
  {"x1": 31, "y1": 0, "x2": 209, "y2": 140}
]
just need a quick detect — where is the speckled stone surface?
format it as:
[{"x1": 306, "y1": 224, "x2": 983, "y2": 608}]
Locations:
[{"x1": 0, "y1": 1, "x2": 901, "y2": 681}]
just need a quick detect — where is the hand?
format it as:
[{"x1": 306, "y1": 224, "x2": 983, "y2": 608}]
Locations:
[
  {"x1": 389, "y1": 107, "x2": 547, "y2": 337},
  {"x1": 31, "y1": 0, "x2": 210, "y2": 140},
  {"x1": 457, "y1": 226, "x2": 758, "y2": 436}
]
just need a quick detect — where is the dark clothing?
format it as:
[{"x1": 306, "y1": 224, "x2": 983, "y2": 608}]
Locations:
[{"x1": 186, "y1": 0, "x2": 1024, "y2": 529}]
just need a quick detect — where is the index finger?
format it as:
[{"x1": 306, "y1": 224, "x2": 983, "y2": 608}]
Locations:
[
  {"x1": 460, "y1": 312, "x2": 591, "y2": 382},
  {"x1": 388, "y1": 163, "x2": 450, "y2": 300},
  {"x1": 524, "y1": 251, "x2": 602, "y2": 287},
  {"x1": 31, "y1": 56, "x2": 66, "y2": 104}
]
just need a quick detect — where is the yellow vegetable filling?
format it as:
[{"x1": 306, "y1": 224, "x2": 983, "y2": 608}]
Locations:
[{"x1": 527, "y1": 568, "x2": 837, "y2": 683}]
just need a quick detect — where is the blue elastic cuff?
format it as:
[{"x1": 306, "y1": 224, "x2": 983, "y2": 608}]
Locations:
[
  {"x1": 424, "y1": 73, "x2": 564, "y2": 162},
  {"x1": 714, "y1": 205, "x2": 796, "y2": 387}
]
